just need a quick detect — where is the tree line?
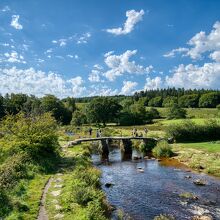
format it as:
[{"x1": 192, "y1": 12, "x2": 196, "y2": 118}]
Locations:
[{"x1": 134, "y1": 88, "x2": 220, "y2": 108}]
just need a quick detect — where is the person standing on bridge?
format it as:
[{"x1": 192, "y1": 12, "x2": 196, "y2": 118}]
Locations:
[
  {"x1": 144, "y1": 127, "x2": 148, "y2": 137},
  {"x1": 99, "y1": 129, "x2": 102, "y2": 137},
  {"x1": 96, "y1": 129, "x2": 100, "y2": 138},
  {"x1": 88, "y1": 127, "x2": 92, "y2": 136}
]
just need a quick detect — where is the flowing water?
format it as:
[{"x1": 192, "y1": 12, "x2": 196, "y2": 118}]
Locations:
[{"x1": 92, "y1": 147, "x2": 220, "y2": 220}]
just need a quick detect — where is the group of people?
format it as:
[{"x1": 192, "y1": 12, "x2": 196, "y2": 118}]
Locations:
[
  {"x1": 88, "y1": 127, "x2": 102, "y2": 137},
  {"x1": 88, "y1": 127, "x2": 148, "y2": 138},
  {"x1": 132, "y1": 127, "x2": 148, "y2": 137}
]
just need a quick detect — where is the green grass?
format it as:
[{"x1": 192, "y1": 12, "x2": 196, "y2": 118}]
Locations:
[
  {"x1": 174, "y1": 141, "x2": 220, "y2": 153},
  {"x1": 172, "y1": 141, "x2": 220, "y2": 177},
  {"x1": 146, "y1": 107, "x2": 219, "y2": 119},
  {"x1": 46, "y1": 143, "x2": 111, "y2": 220}
]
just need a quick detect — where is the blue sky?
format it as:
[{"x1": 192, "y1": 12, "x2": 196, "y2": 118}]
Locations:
[{"x1": 0, "y1": 0, "x2": 220, "y2": 97}]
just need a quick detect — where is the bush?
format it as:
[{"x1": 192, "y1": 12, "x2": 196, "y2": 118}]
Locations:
[
  {"x1": 148, "y1": 107, "x2": 160, "y2": 119},
  {"x1": 167, "y1": 119, "x2": 220, "y2": 142},
  {"x1": 0, "y1": 113, "x2": 59, "y2": 156},
  {"x1": 167, "y1": 104, "x2": 186, "y2": 119},
  {"x1": 139, "y1": 139, "x2": 157, "y2": 153},
  {"x1": 152, "y1": 140, "x2": 173, "y2": 158}
]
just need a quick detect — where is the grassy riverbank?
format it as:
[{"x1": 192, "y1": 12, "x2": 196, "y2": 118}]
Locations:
[
  {"x1": 172, "y1": 141, "x2": 220, "y2": 177},
  {"x1": 45, "y1": 142, "x2": 111, "y2": 220}
]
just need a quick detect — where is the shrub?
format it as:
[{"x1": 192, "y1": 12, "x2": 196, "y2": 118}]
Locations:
[
  {"x1": 139, "y1": 139, "x2": 157, "y2": 153},
  {"x1": 167, "y1": 119, "x2": 220, "y2": 142},
  {"x1": 0, "y1": 113, "x2": 59, "y2": 156},
  {"x1": 167, "y1": 104, "x2": 186, "y2": 119},
  {"x1": 152, "y1": 140, "x2": 173, "y2": 158},
  {"x1": 148, "y1": 107, "x2": 160, "y2": 119}
]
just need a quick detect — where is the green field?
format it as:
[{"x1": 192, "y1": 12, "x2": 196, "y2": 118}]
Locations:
[
  {"x1": 174, "y1": 141, "x2": 220, "y2": 153},
  {"x1": 146, "y1": 107, "x2": 219, "y2": 119}
]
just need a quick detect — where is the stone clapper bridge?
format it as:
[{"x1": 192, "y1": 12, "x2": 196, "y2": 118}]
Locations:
[{"x1": 67, "y1": 136, "x2": 171, "y2": 160}]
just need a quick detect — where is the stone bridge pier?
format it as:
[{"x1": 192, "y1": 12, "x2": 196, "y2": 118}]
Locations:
[
  {"x1": 99, "y1": 139, "x2": 110, "y2": 161},
  {"x1": 120, "y1": 139, "x2": 133, "y2": 160}
]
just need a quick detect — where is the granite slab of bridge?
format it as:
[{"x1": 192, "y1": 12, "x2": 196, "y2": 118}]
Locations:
[{"x1": 67, "y1": 136, "x2": 166, "y2": 160}]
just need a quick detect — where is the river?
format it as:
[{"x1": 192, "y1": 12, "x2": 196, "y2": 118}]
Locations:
[{"x1": 92, "y1": 147, "x2": 220, "y2": 220}]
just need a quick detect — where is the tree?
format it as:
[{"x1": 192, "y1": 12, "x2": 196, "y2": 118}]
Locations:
[
  {"x1": 167, "y1": 104, "x2": 187, "y2": 119},
  {"x1": 0, "y1": 95, "x2": 5, "y2": 119},
  {"x1": 178, "y1": 94, "x2": 199, "y2": 108},
  {"x1": 86, "y1": 97, "x2": 122, "y2": 126},
  {"x1": 71, "y1": 110, "x2": 87, "y2": 126},
  {"x1": 0, "y1": 113, "x2": 59, "y2": 155},
  {"x1": 148, "y1": 96, "x2": 163, "y2": 107},
  {"x1": 162, "y1": 96, "x2": 178, "y2": 107},
  {"x1": 62, "y1": 97, "x2": 76, "y2": 113},
  {"x1": 41, "y1": 95, "x2": 72, "y2": 124},
  {"x1": 4, "y1": 93, "x2": 28, "y2": 114},
  {"x1": 199, "y1": 92, "x2": 220, "y2": 108}
]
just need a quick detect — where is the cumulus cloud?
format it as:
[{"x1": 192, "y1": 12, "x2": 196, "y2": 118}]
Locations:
[
  {"x1": 103, "y1": 50, "x2": 153, "y2": 81},
  {"x1": 10, "y1": 15, "x2": 23, "y2": 30},
  {"x1": 68, "y1": 76, "x2": 86, "y2": 96},
  {"x1": 106, "y1": 9, "x2": 144, "y2": 35},
  {"x1": 144, "y1": 76, "x2": 163, "y2": 90},
  {"x1": 209, "y1": 50, "x2": 220, "y2": 62},
  {"x1": 0, "y1": 67, "x2": 85, "y2": 98},
  {"x1": 166, "y1": 63, "x2": 220, "y2": 89},
  {"x1": 88, "y1": 70, "x2": 101, "y2": 82},
  {"x1": 120, "y1": 81, "x2": 138, "y2": 95},
  {"x1": 4, "y1": 51, "x2": 26, "y2": 63},
  {"x1": 89, "y1": 85, "x2": 118, "y2": 96},
  {"x1": 164, "y1": 21, "x2": 220, "y2": 60}
]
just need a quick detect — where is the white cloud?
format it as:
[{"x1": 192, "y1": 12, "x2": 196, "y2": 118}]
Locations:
[
  {"x1": 106, "y1": 9, "x2": 144, "y2": 35},
  {"x1": 0, "y1": 43, "x2": 10, "y2": 46},
  {"x1": 166, "y1": 63, "x2": 220, "y2": 89},
  {"x1": 209, "y1": 50, "x2": 220, "y2": 62},
  {"x1": 163, "y1": 47, "x2": 189, "y2": 58},
  {"x1": 68, "y1": 76, "x2": 86, "y2": 96},
  {"x1": 88, "y1": 70, "x2": 101, "y2": 82},
  {"x1": 1, "y1": 6, "x2": 10, "y2": 12},
  {"x1": 76, "y1": 32, "x2": 91, "y2": 44},
  {"x1": 93, "y1": 64, "x2": 103, "y2": 70},
  {"x1": 89, "y1": 85, "x2": 118, "y2": 96},
  {"x1": 120, "y1": 81, "x2": 138, "y2": 95},
  {"x1": 0, "y1": 67, "x2": 86, "y2": 98},
  {"x1": 144, "y1": 76, "x2": 163, "y2": 90},
  {"x1": 10, "y1": 15, "x2": 23, "y2": 30},
  {"x1": 4, "y1": 51, "x2": 26, "y2": 63},
  {"x1": 164, "y1": 21, "x2": 220, "y2": 60},
  {"x1": 67, "y1": 54, "x2": 74, "y2": 58},
  {"x1": 103, "y1": 50, "x2": 153, "y2": 81}
]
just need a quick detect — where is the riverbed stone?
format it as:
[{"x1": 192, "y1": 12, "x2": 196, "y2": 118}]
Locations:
[
  {"x1": 192, "y1": 215, "x2": 213, "y2": 220},
  {"x1": 193, "y1": 179, "x2": 207, "y2": 186}
]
